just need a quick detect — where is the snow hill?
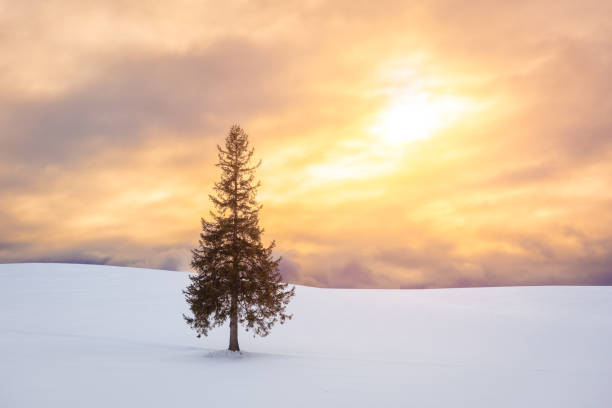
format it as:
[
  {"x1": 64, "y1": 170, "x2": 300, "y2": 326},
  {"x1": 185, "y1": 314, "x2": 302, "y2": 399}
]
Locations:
[{"x1": 0, "y1": 263, "x2": 611, "y2": 407}]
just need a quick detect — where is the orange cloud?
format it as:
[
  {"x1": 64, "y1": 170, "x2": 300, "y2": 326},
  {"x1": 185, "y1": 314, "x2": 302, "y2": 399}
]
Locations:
[{"x1": 1, "y1": 0, "x2": 611, "y2": 288}]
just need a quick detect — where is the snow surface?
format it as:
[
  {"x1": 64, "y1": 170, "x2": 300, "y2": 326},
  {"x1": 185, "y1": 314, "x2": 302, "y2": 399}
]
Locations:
[{"x1": 1, "y1": 263, "x2": 611, "y2": 407}]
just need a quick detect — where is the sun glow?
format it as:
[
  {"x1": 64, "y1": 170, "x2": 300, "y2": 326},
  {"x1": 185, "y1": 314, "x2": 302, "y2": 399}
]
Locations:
[
  {"x1": 370, "y1": 92, "x2": 473, "y2": 145},
  {"x1": 299, "y1": 88, "x2": 480, "y2": 185}
]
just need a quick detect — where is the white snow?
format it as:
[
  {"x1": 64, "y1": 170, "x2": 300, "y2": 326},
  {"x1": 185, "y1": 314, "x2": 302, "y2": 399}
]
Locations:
[{"x1": 1, "y1": 263, "x2": 611, "y2": 407}]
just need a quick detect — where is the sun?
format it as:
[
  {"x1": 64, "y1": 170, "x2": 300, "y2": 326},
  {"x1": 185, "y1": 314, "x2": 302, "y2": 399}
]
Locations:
[
  {"x1": 370, "y1": 91, "x2": 472, "y2": 145},
  {"x1": 303, "y1": 89, "x2": 479, "y2": 184}
]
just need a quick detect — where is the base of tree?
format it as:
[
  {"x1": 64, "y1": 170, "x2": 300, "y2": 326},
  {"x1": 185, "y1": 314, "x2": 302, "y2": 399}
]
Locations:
[{"x1": 207, "y1": 350, "x2": 243, "y2": 359}]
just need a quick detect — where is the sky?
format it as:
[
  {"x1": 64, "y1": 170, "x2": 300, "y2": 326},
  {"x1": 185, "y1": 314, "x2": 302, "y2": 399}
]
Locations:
[{"x1": 1, "y1": 0, "x2": 611, "y2": 288}]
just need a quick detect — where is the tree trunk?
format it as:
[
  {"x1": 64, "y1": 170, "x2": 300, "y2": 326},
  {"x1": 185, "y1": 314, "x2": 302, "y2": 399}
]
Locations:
[
  {"x1": 228, "y1": 293, "x2": 239, "y2": 351},
  {"x1": 228, "y1": 149, "x2": 240, "y2": 353}
]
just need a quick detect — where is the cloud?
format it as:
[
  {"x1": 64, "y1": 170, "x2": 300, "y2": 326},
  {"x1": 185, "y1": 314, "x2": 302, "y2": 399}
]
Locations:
[
  {"x1": 372, "y1": 234, "x2": 612, "y2": 289},
  {"x1": 0, "y1": 37, "x2": 293, "y2": 169},
  {"x1": 278, "y1": 257, "x2": 303, "y2": 284},
  {"x1": 1, "y1": 0, "x2": 611, "y2": 289},
  {"x1": 0, "y1": 241, "x2": 193, "y2": 272},
  {"x1": 325, "y1": 261, "x2": 386, "y2": 289}
]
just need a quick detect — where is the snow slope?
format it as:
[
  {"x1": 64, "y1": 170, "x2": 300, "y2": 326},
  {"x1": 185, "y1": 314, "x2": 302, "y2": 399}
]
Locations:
[{"x1": 0, "y1": 263, "x2": 611, "y2": 407}]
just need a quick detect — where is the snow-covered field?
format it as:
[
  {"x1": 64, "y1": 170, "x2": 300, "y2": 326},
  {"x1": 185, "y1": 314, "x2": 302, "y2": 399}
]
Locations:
[{"x1": 0, "y1": 263, "x2": 610, "y2": 407}]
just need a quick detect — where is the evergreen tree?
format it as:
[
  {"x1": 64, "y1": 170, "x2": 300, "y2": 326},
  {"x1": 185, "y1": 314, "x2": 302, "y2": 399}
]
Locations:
[{"x1": 183, "y1": 125, "x2": 295, "y2": 352}]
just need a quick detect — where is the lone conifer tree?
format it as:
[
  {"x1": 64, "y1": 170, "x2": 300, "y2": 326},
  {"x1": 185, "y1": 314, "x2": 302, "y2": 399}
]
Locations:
[{"x1": 183, "y1": 125, "x2": 294, "y2": 352}]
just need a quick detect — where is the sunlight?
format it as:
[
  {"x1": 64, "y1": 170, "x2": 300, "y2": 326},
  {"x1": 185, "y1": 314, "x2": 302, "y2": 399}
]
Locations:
[
  {"x1": 370, "y1": 91, "x2": 472, "y2": 145},
  {"x1": 300, "y1": 89, "x2": 479, "y2": 186}
]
